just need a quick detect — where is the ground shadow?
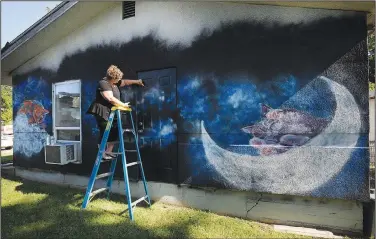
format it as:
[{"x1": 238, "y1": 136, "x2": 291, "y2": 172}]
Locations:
[{"x1": 2, "y1": 175, "x2": 202, "y2": 239}]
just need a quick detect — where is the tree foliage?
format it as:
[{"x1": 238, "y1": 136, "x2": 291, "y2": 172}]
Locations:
[
  {"x1": 369, "y1": 29, "x2": 375, "y2": 85},
  {"x1": 1, "y1": 85, "x2": 12, "y2": 125}
]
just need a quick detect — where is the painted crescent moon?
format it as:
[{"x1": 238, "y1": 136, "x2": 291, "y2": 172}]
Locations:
[{"x1": 201, "y1": 76, "x2": 361, "y2": 195}]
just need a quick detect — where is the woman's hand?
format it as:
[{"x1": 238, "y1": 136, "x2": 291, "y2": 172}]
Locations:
[
  {"x1": 101, "y1": 91, "x2": 128, "y2": 107},
  {"x1": 138, "y1": 79, "x2": 145, "y2": 87}
]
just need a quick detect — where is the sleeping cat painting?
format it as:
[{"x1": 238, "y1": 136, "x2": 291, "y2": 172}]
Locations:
[{"x1": 242, "y1": 104, "x2": 330, "y2": 156}]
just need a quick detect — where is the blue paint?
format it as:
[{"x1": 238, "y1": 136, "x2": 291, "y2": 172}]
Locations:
[
  {"x1": 13, "y1": 76, "x2": 51, "y2": 157},
  {"x1": 184, "y1": 137, "x2": 210, "y2": 183},
  {"x1": 178, "y1": 74, "x2": 299, "y2": 182},
  {"x1": 82, "y1": 81, "x2": 99, "y2": 137},
  {"x1": 13, "y1": 76, "x2": 52, "y2": 132},
  {"x1": 178, "y1": 73, "x2": 366, "y2": 198},
  {"x1": 178, "y1": 76, "x2": 212, "y2": 121},
  {"x1": 177, "y1": 74, "x2": 300, "y2": 146},
  {"x1": 137, "y1": 88, "x2": 176, "y2": 111},
  {"x1": 258, "y1": 74, "x2": 298, "y2": 108},
  {"x1": 142, "y1": 118, "x2": 177, "y2": 148},
  {"x1": 312, "y1": 134, "x2": 369, "y2": 199},
  {"x1": 280, "y1": 77, "x2": 335, "y2": 119}
]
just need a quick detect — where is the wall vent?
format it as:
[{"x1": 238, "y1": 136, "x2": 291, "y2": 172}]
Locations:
[{"x1": 122, "y1": 1, "x2": 135, "y2": 20}]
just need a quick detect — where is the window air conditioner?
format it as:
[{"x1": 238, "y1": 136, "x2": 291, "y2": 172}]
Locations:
[{"x1": 45, "y1": 143, "x2": 78, "y2": 165}]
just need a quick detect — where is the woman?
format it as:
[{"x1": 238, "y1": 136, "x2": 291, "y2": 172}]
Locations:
[{"x1": 87, "y1": 65, "x2": 144, "y2": 159}]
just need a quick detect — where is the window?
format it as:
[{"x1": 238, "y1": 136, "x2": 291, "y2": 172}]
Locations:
[
  {"x1": 52, "y1": 80, "x2": 82, "y2": 163},
  {"x1": 122, "y1": 1, "x2": 135, "y2": 20}
]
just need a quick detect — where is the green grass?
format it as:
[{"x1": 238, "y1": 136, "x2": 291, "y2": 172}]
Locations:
[
  {"x1": 1, "y1": 176, "x2": 311, "y2": 239},
  {"x1": 1, "y1": 150, "x2": 13, "y2": 164}
]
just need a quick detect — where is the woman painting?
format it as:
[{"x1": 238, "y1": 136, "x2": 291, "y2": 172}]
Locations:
[{"x1": 87, "y1": 65, "x2": 144, "y2": 159}]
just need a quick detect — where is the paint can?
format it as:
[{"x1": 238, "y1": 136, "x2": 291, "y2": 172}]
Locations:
[
  {"x1": 46, "y1": 135, "x2": 51, "y2": 145},
  {"x1": 50, "y1": 136, "x2": 55, "y2": 145}
]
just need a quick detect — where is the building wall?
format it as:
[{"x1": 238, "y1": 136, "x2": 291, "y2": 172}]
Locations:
[
  {"x1": 370, "y1": 96, "x2": 374, "y2": 142},
  {"x1": 12, "y1": 2, "x2": 369, "y2": 201}
]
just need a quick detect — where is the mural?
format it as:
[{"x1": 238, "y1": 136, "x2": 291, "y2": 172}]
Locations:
[
  {"x1": 142, "y1": 118, "x2": 177, "y2": 148},
  {"x1": 18, "y1": 100, "x2": 49, "y2": 127},
  {"x1": 12, "y1": 2, "x2": 369, "y2": 200},
  {"x1": 82, "y1": 81, "x2": 100, "y2": 138},
  {"x1": 199, "y1": 76, "x2": 362, "y2": 195},
  {"x1": 241, "y1": 103, "x2": 330, "y2": 156},
  {"x1": 13, "y1": 77, "x2": 51, "y2": 158}
]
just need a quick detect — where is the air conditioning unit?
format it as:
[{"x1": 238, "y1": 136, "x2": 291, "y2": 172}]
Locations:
[{"x1": 45, "y1": 143, "x2": 79, "y2": 165}]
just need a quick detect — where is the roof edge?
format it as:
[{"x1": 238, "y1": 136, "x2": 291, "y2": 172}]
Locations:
[{"x1": 1, "y1": 1, "x2": 77, "y2": 59}]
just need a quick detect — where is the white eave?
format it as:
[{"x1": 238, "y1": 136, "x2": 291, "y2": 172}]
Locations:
[
  {"x1": 1, "y1": 1, "x2": 374, "y2": 86},
  {"x1": 246, "y1": 1, "x2": 375, "y2": 26}
]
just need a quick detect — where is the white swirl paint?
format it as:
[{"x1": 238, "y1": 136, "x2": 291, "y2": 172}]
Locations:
[
  {"x1": 14, "y1": 114, "x2": 48, "y2": 158},
  {"x1": 16, "y1": 2, "x2": 354, "y2": 74}
]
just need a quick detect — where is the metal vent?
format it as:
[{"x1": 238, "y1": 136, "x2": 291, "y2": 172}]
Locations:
[
  {"x1": 122, "y1": 1, "x2": 135, "y2": 20},
  {"x1": 65, "y1": 145, "x2": 75, "y2": 161}
]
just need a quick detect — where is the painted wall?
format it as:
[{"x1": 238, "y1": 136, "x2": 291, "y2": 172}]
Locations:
[
  {"x1": 370, "y1": 96, "x2": 374, "y2": 142},
  {"x1": 12, "y1": 2, "x2": 369, "y2": 201}
]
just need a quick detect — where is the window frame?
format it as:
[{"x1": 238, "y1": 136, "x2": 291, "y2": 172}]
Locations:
[{"x1": 52, "y1": 79, "x2": 82, "y2": 163}]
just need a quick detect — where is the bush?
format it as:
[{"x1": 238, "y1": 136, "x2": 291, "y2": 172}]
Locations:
[{"x1": 1, "y1": 85, "x2": 12, "y2": 125}]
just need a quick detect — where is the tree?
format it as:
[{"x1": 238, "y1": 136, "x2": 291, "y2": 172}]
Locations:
[{"x1": 1, "y1": 85, "x2": 12, "y2": 125}]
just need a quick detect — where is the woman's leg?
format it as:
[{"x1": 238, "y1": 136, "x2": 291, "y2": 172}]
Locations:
[
  {"x1": 96, "y1": 116, "x2": 114, "y2": 159},
  {"x1": 105, "y1": 121, "x2": 120, "y2": 157},
  {"x1": 105, "y1": 143, "x2": 115, "y2": 156}
]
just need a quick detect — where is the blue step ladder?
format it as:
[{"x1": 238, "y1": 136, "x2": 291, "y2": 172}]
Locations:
[{"x1": 81, "y1": 105, "x2": 151, "y2": 221}]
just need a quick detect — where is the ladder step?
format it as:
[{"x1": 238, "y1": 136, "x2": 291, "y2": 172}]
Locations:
[
  {"x1": 95, "y1": 172, "x2": 113, "y2": 180},
  {"x1": 127, "y1": 162, "x2": 139, "y2": 167},
  {"x1": 101, "y1": 158, "x2": 115, "y2": 163},
  {"x1": 90, "y1": 187, "x2": 108, "y2": 197},
  {"x1": 110, "y1": 150, "x2": 137, "y2": 155},
  {"x1": 131, "y1": 196, "x2": 148, "y2": 207}
]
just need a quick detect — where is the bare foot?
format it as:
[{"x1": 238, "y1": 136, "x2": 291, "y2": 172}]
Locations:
[
  {"x1": 105, "y1": 152, "x2": 117, "y2": 158},
  {"x1": 102, "y1": 153, "x2": 113, "y2": 160}
]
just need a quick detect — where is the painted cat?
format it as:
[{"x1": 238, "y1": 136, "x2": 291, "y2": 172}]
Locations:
[
  {"x1": 241, "y1": 104, "x2": 329, "y2": 156},
  {"x1": 18, "y1": 100, "x2": 49, "y2": 126}
]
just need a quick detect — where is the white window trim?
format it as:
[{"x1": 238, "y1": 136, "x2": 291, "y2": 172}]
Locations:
[{"x1": 52, "y1": 79, "x2": 82, "y2": 164}]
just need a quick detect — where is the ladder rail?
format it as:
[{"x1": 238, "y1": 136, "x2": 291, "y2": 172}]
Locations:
[
  {"x1": 117, "y1": 110, "x2": 135, "y2": 221},
  {"x1": 129, "y1": 112, "x2": 151, "y2": 206},
  {"x1": 81, "y1": 107, "x2": 151, "y2": 221},
  {"x1": 82, "y1": 111, "x2": 116, "y2": 209},
  {"x1": 106, "y1": 154, "x2": 118, "y2": 199}
]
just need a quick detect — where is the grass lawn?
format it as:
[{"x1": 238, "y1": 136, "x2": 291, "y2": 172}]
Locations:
[
  {"x1": 1, "y1": 149, "x2": 13, "y2": 164},
  {"x1": 1, "y1": 176, "x2": 311, "y2": 239}
]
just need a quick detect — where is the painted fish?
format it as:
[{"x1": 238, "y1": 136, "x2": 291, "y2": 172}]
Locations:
[
  {"x1": 242, "y1": 104, "x2": 329, "y2": 156},
  {"x1": 18, "y1": 100, "x2": 49, "y2": 125}
]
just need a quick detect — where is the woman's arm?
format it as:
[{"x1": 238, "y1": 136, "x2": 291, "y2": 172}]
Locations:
[
  {"x1": 100, "y1": 91, "x2": 129, "y2": 107},
  {"x1": 118, "y1": 79, "x2": 144, "y2": 87}
]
